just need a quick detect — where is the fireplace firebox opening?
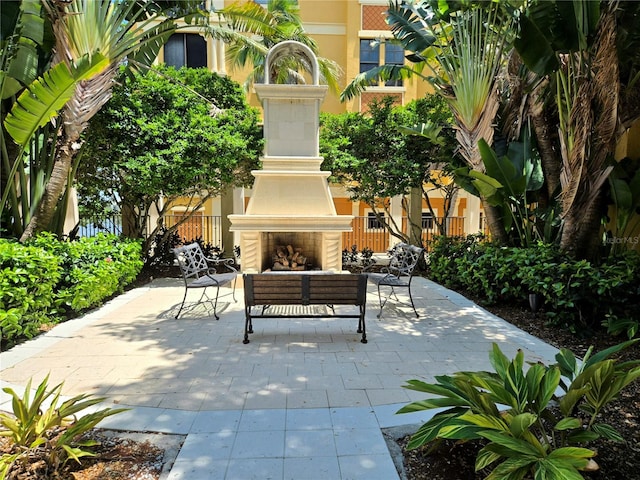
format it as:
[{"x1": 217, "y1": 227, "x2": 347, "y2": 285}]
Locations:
[{"x1": 261, "y1": 232, "x2": 321, "y2": 272}]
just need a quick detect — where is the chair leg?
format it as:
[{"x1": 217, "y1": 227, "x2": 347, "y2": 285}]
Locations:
[
  {"x1": 175, "y1": 289, "x2": 189, "y2": 319},
  {"x1": 376, "y1": 284, "x2": 390, "y2": 319},
  {"x1": 211, "y1": 285, "x2": 221, "y2": 320},
  {"x1": 231, "y1": 277, "x2": 238, "y2": 303},
  {"x1": 407, "y1": 285, "x2": 419, "y2": 318}
]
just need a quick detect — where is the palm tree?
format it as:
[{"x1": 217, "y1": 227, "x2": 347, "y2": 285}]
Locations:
[
  {"x1": 203, "y1": 0, "x2": 341, "y2": 92},
  {"x1": 514, "y1": 0, "x2": 640, "y2": 259},
  {"x1": 2, "y1": 0, "x2": 203, "y2": 241},
  {"x1": 341, "y1": 1, "x2": 513, "y2": 244}
]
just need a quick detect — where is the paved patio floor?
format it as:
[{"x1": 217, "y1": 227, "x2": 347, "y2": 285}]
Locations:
[{"x1": 0, "y1": 277, "x2": 559, "y2": 479}]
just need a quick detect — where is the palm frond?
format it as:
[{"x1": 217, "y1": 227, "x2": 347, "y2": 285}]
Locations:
[
  {"x1": 318, "y1": 58, "x2": 343, "y2": 94},
  {"x1": 340, "y1": 64, "x2": 426, "y2": 102},
  {"x1": 218, "y1": 1, "x2": 279, "y2": 39},
  {"x1": 128, "y1": 20, "x2": 178, "y2": 70},
  {"x1": 1, "y1": 0, "x2": 45, "y2": 99},
  {"x1": 4, "y1": 53, "x2": 109, "y2": 147},
  {"x1": 386, "y1": 1, "x2": 437, "y2": 55}
]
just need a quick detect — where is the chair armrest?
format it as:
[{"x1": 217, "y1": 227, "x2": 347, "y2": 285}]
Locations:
[{"x1": 206, "y1": 256, "x2": 238, "y2": 273}]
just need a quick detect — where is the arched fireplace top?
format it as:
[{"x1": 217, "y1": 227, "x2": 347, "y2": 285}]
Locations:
[{"x1": 264, "y1": 40, "x2": 320, "y2": 86}]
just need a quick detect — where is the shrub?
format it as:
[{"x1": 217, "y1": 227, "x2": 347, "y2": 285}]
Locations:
[
  {"x1": 0, "y1": 239, "x2": 61, "y2": 342},
  {"x1": 1, "y1": 234, "x2": 143, "y2": 346},
  {"x1": 0, "y1": 375, "x2": 127, "y2": 478},
  {"x1": 398, "y1": 341, "x2": 640, "y2": 480},
  {"x1": 29, "y1": 233, "x2": 143, "y2": 313},
  {"x1": 426, "y1": 237, "x2": 640, "y2": 337},
  {"x1": 145, "y1": 227, "x2": 224, "y2": 267},
  {"x1": 342, "y1": 245, "x2": 376, "y2": 271},
  {"x1": 427, "y1": 234, "x2": 485, "y2": 290}
]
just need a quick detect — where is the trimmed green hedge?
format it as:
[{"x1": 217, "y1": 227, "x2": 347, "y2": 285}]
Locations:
[
  {"x1": 428, "y1": 235, "x2": 640, "y2": 338},
  {"x1": 1, "y1": 234, "x2": 143, "y2": 346}
]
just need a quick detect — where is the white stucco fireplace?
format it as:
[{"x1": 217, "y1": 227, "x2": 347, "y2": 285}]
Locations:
[{"x1": 228, "y1": 41, "x2": 352, "y2": 273}]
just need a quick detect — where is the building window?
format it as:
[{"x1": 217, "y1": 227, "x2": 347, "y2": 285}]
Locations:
[
  {"x1": 367, "y1": 212, "x2": 385, "y2": 229},
  {"x1": 164, "y1": 33, "x2": 207, "y2": 68},
  {"x1": 360, "y1": 39, "x2": 380, "y2": 74},
  {"x1": 360, "y1": 39, "x2": 404, "y2": 86},
  {"x1": 384, "y1": 43, "x2": 404, "y2": 86},
  {"x1": 421, "y1": 212, "x2": 434, "y2": 229}
]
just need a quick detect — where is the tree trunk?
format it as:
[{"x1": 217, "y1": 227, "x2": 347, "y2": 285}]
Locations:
[
  {"x1": 409, "y1": 187, "x2": 423, "y2": 247},
  {"x1": 19, "y1": 131, "x2": 78, "y2": 241},
  {"x1": 482, "y1": 199, "x2": 509, "y2": 245},
  {"x1": 528, "y1": 81, "x2": 562, "y2": 205},
  {"x1": 560, "y1": 191, "x2": 606, "y2": 260}
]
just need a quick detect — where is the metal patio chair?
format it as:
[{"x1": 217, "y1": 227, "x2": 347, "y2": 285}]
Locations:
[
  {"x1": 365, "y1": 243, "x2": 424, "y2": 318},
  {"x1": 173, "y1": 243, "x2": 238, "y2": 320}
]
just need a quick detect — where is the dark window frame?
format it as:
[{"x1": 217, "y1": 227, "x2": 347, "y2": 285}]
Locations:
[{"x1": 164, "y1": 33, "x2": 207, "y2": 69}]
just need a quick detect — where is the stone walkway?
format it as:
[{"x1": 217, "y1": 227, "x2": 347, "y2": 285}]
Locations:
[{"x1": 0, "y1": 277, "x2": 559, "y2": 479}]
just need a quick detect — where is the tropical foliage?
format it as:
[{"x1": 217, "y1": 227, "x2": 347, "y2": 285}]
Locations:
[
  {"x1": 0, "y1": 375, "x2": 127, "y2": 479},
  {"x1": 399, "y1": 341, "x2": 640, "y2": 479},
  {"x1": 320, "y1": 95, "x2": 458, "y2": 245},
  {"x1": 1, "y1": 0, "x2": 205, "y2": 241},
  {"x1": 78, "y1": 65, "x2": 262, "y2": 253},
  {"x1": 341, "y1": 0, "x2": 640, "y2": 259},
  {"x1": 342, "y1": 0, "x2": 514, "y2": 244}
]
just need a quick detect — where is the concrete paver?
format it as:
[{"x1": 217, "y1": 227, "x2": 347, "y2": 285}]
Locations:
[{"x1": 0, "y1": 277, "x2": 559, "y2": 479}]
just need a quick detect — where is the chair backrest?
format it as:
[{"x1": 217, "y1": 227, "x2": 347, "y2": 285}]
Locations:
[
  {"x1": 173, "y1": 243, "x2": 210, "y2": 280},
  {"x1": 389, "y1": 243, "x2": 424, "y2": 277}
]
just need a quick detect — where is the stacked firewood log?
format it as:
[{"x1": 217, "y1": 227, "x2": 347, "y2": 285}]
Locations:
[{"x1": 272, "y1": 245, "x2": 307, "y2": 270}]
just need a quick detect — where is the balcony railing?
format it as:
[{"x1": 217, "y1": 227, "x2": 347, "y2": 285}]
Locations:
[{"x1": 77, "y1": 214, "x2": 468, "y2": 253}]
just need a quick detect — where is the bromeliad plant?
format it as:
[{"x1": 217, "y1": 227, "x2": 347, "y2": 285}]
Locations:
[
  {"x1": 0, "y1": 375, "x2": 127, "y2": 479},
  {"x1": 398, "y1": 340, "x2": 640, "y2": 480}
]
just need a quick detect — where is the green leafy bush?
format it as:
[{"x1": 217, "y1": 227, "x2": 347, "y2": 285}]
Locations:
[
  {"x1": 0, "y1": 240, "x2": 61, "y2": 342},
  {"x1": 29, "y1": 233, "x2": 143, "y2": 313},
  {"x1": 398, "y1": 341, "x2": 640, "y2": 480},
  {"x1": 427, "y1": 236, "x2": 640, "y2": 337},
  {"x1": 1, "y1": 234, "x2": 143, "y2": 346},
  {"x1": 0, "y1": 375, "x2": 127, "y2": 479}
]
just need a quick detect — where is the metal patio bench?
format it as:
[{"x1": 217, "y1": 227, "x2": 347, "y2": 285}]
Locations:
[
  {"x1": 173, "y1": 243, "x2": 238, "y2": 320},
  {"x1": 365, "y1": 243, "x2": 424, "y2": 318}
]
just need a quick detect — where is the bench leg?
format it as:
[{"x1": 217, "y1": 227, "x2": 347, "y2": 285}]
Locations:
[
  {"x1": 358, "y1": 305, "x2": 367, "y2": 343},
  {"x1": 243, "y1": 307, "x2": 253, "y2": 344}
]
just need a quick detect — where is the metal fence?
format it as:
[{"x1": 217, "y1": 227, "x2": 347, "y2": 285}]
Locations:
[
  {"x1": 76, "y1": 215, "x2": 123, "y2": 237},
  {"x1": 77, "y1": 214, "x2": 467, "y2": 253}
]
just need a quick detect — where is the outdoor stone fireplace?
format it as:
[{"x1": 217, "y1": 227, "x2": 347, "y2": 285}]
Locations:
[{"x1": 228, "y1": 41, "x2": 352, "y2": 273}]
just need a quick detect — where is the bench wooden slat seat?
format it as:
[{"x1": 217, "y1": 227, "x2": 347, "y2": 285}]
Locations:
[
  {"x1": 365, "y1": 243, "x2": 424, "y2": 318},
  {"x1": 173, "y1": 243, "x2": 238, "y2": 320},
  {"x1": 243, "y1": 273, "x2": 368, "y2": 344}
]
